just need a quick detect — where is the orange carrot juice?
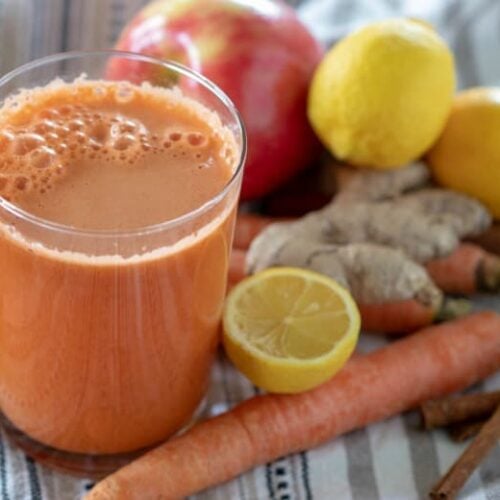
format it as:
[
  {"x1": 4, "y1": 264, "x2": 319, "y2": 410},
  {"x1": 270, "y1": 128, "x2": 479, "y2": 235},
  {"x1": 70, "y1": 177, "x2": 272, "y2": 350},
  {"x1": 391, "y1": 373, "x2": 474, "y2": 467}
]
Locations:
[{"x1": 0, "y1": 59, "x2": 244, "y2": 464}]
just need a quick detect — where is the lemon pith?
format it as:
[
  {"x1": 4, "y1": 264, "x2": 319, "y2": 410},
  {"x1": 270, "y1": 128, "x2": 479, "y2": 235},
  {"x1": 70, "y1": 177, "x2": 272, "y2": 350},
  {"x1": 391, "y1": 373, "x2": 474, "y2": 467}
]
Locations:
[{"x1": 223, "y1": 267, "x2": 360, "y2": 394}]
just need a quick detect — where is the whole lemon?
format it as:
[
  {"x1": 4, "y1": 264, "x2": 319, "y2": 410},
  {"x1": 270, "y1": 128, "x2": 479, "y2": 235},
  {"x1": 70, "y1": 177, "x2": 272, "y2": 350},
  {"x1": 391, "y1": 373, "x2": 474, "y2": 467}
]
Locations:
[
  {"x1": 308, "y1": 19, "x2": 455, "y2": 169},
  {"x1": 427, "y1": 88, "x2": 500, "y2": 219}
]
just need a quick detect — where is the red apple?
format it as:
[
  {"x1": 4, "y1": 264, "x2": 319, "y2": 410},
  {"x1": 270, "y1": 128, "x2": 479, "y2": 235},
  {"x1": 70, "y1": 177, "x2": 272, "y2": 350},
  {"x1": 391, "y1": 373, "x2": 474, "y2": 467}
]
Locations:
[{"x1": 112, "y1": 0, "x2": 324, "y2": 200}]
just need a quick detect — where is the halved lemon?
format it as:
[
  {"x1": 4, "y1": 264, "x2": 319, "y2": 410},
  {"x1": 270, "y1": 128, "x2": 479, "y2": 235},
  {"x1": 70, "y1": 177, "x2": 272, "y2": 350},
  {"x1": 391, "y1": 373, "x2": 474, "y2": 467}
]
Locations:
[{"x1": 222, "y1": 267, "x2": 360, "y2": 394}]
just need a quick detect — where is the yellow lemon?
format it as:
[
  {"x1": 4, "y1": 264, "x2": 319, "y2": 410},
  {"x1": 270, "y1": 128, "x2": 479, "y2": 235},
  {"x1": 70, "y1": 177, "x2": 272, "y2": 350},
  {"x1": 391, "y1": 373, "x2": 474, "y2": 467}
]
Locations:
[
  {"x1": 427, "y1": 87, "x2": 500, "y2": 219},
  {"x1": 222, "y1": 267, "x2": 360, "y2": 394},
  {"x1": 308, "y1": 18, "x2": 455, "y2": 169}
]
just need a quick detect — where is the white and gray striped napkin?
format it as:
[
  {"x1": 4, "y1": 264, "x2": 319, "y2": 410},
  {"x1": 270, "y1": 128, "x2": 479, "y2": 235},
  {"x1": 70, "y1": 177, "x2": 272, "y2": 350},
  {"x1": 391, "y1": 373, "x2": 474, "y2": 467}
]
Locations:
[{"x1": 0, "y1": 1, "x2": 499, "y2": 499}]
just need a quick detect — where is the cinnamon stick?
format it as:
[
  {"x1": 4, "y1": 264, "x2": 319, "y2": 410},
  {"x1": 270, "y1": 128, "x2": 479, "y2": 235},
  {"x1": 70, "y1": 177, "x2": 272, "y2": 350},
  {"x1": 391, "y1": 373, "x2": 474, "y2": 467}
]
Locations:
[
  {"x1": 448, "y1": 420, "x2": 486, "y2": 442},
  {"x1": 420, "y1": 391, "x2": 500, "y2": 429},
  {"x1": 429, "y1": 403, "x2": 500, "y2": 499}
]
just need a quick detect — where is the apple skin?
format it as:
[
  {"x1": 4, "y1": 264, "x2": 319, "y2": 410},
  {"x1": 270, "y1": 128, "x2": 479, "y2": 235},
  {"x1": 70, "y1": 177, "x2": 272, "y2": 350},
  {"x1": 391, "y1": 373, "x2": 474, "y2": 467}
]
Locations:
[{"x1": 112, "y1": 0, "x2": 324, "y2": 200}]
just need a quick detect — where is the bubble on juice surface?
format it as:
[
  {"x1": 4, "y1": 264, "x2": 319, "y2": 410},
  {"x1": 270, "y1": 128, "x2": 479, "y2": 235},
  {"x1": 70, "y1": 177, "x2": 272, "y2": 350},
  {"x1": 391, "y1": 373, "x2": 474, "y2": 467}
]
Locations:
[
  {"x1": 68, "y1": 119, "x2": 85, "y2": 132},
  {"x1": 0, "y1": 79, "x2": 232, "y2": 207},
  {"x1": 12, "y1": 133, "x2": 45, "y2": 155},
  {"x1": 187, "y1": 132, "x2": 206, "y2": 147},
  {"x1": 88, "y1": 122, "x2": 109, "y2": 144},
  {"x1": 55, "y1": 165, "x2": 66, "y2": 176},
  {"x1": 114, "y1": 83, "x2": 135, "y2": 103},
  {"x1": 39, "y1": 109, "x2": 60, "y2": 120},
  {"x1": 73, "y1": 131, "x2": 87, "y2": 145},
  {"x1": 44, "y1": 132, "x2": 59, "y2": 143},
  {"x1": 120, "y1": 120, "x2": 137, "y2": 134},
  {"x1": 14, "y1": 176, "x2": 29, "y2": 191},
  {"x1": 55, "y1": 125, "x2": 70, "y2": 138},
  {"x1": 31, "y1": 147, "x2": 57, "y2": 169},
  {"x1": 32, "y1": 119, "x2": 57, "y2": 135},
  {"x1": 0, "y1": 132, "x2": 12, "y2": 154},
  {"x1": 112, "y1": 134, "x2": 136, "y2": 151},
  {"x1": 169, "y1": 132, "x2": 182, "y2": 142},
  {"x1": 56, "y1": 143, "x2": 69, "y2": 155},
  {"x1": 58, "y1": 105, "x2": 73, "y2": 116}
]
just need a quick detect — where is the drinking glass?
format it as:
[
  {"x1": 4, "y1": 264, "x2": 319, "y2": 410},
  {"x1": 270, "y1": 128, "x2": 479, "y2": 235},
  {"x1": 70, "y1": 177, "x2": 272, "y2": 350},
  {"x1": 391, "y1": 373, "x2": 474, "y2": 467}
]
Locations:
[{"x1": 0, "y1": 51, "x2": 246, "y2": 476}]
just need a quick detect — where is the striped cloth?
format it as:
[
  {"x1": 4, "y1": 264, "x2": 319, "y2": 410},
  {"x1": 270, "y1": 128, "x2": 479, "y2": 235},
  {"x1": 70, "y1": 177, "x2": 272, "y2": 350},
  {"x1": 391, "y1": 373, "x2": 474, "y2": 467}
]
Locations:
[{"x1": 0, "y1": 0, "x2": 499, "y2": 498}]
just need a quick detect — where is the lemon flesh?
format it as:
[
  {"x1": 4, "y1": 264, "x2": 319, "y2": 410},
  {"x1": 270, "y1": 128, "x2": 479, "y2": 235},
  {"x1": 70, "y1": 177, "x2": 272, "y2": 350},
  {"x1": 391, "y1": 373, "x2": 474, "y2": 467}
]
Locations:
[
  {"x1": 223, "y1": 267, "x2": 360, "y2": 394},
  {"x1": 308, "y1": 18, "x2": 455, "y2": 169}
]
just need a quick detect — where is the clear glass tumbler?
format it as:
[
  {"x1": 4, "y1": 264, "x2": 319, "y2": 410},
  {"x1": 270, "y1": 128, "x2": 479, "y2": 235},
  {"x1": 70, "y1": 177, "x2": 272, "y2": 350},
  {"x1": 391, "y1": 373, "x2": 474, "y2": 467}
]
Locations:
[{"x1": 0, "y1": 51, "x2": 246, "y2": 477}]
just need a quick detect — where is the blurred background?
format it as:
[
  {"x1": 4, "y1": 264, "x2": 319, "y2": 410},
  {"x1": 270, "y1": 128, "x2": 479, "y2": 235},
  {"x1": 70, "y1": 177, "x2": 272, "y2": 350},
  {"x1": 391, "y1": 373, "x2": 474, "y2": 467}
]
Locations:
[{"x1": 0, "y1": 0, "x2": 499, "y2": 89}]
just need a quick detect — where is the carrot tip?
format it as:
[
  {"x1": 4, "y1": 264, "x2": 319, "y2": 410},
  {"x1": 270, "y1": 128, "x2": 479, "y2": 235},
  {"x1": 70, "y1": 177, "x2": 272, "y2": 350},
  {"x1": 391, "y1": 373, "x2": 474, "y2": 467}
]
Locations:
[{"x1": 436, "y1": 298, "x2": 471, "y2": 323}]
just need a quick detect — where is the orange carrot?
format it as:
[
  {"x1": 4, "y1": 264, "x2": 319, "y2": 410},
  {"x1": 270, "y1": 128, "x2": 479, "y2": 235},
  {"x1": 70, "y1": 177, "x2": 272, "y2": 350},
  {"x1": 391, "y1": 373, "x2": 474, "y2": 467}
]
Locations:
[
  {"x1": 358, "y1": 300, "x2": 435, "y2": 334},
  {"x1": 228, "y1": 248, "x2": 247, "y2": 286},
  {"x1": 233, "y1": 213, "x2": 286, "y2": 250},
  {"x1": 357, "y1": 298, "x2": 470, "y2": 334},
  {"x1": 87, "y1": 312, "x2": 500, "y2": 500},
  {"x1": 426, "y1": 243, "x2": 500, "y2": 294}
]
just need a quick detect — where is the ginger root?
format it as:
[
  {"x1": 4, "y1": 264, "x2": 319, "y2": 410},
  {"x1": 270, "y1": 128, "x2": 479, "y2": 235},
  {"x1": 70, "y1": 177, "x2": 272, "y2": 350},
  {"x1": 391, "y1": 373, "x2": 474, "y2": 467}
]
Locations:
[
  {"x1": 334, "y1": 161, "x2": 430, "y2": 203},
  {"x1": 247, "y1": 163, "x2": 492, "y2": 306}
]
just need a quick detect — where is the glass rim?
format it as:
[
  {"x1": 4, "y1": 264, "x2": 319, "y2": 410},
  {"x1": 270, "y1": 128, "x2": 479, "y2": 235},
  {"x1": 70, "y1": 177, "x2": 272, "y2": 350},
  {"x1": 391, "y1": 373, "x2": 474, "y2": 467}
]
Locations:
[{"x1": 0, "y1": 50, "x2": 247, "y2": 238}]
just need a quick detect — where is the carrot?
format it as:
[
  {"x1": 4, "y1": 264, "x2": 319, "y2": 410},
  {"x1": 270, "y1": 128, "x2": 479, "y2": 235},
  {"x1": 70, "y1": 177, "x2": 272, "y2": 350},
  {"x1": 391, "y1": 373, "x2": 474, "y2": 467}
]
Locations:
[
  {"x1": 228, "y1": 248, "x2": 247, "y2": 286},
  {"x1": 357, "y1": 298, "x2": 469, "y2": 334},
  {"x1": 233, "y1": 213, "x2": 286, "y2": 250},
  {"x1": 87, "y1": 312, "x2": 500, "y2": 500},
  {"x1": 425, "y1": 243, "x2": 500, "y2": 294},
  {"x1": 357, "y1": 301, "x2": 434, "y2": 334}
]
